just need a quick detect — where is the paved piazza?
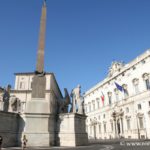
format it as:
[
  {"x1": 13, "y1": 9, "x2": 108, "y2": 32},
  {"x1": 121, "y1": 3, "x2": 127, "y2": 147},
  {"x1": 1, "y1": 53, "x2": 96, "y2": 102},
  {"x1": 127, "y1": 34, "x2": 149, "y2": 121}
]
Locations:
[{"x1": 2, "y1": 142, "x2": 150, "y2": 150}]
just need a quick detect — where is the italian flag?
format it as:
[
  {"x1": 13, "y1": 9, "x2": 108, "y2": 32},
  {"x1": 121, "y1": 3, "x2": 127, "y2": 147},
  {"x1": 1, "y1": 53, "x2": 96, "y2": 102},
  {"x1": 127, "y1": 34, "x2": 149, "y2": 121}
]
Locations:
[{"x1": 101, "y1": 92, "x2": 105, "y2": 105}]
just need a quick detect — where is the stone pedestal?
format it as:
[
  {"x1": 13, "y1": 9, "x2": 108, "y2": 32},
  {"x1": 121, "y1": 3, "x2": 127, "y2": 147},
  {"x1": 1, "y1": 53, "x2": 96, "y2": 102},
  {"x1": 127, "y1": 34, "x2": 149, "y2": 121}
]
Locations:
[
  {"x1": 20, "y1": 99, "x2": 56, "y2": 146},
  {"x1": 20, "y1": 113, "x2": 55, "y2": 146},
  {"x1": 56, "y1": 113, "x2": 88, "y2": 146},
  {"x1": 25, "y1": 99, "x2": 49, "y2": 114}
]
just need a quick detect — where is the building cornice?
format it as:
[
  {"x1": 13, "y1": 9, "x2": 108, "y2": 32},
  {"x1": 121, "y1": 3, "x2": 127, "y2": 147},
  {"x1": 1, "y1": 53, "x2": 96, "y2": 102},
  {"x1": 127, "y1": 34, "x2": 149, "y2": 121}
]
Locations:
[{"x1": 14, "y1": 72, "x2": 53, "y2": 75}]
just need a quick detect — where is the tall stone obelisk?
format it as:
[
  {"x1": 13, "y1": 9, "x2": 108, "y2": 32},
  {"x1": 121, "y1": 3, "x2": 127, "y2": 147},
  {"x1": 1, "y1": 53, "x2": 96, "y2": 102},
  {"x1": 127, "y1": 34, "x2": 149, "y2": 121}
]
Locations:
[
  {"x1": 31, "y1": 0, "x2": 47, "y2": 98},
  {"x1": 23, "y1": 1, "x2": 55, "y2": 147},
  {"x1": 36, "y1": 0, "x2": 46, "y2": 74}
]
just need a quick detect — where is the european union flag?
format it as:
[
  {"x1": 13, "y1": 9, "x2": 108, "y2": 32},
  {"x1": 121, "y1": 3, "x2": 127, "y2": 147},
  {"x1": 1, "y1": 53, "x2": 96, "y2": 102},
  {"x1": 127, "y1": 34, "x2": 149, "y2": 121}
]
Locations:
[{"x1": 115, "y1": 82, "x2": 124, "y2": 92}]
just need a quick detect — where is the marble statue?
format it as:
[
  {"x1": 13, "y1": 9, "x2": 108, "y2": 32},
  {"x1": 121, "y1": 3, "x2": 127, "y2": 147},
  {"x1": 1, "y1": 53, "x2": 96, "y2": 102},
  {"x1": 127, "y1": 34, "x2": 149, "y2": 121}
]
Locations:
[
  {"x1": 2, "y1": 85, "x2": 11, "y2": 112},
  {"x1": 58, "y1": 88, "x2": 71, "y2": 113},
  {"x1": 10, "y1": 95, "x2": 21, "y2": 112},
  {"x1": 71, "y1": 85, "x2": 84, "y2": 114}
]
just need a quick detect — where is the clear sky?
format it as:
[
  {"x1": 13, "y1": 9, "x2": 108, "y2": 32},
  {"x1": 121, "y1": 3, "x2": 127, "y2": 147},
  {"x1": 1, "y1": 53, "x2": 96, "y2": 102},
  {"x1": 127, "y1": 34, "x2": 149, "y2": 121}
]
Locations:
[{"x1": 0, "y1": 0, "x2": 150, "y2": 94}]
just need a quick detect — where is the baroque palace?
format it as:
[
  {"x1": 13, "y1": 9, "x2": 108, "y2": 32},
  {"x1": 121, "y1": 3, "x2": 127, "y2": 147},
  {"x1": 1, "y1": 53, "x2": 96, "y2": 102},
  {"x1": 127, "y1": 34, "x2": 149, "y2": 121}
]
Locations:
[{"x1": 83, "y1": 50, "x2": 150, "y2": 140}]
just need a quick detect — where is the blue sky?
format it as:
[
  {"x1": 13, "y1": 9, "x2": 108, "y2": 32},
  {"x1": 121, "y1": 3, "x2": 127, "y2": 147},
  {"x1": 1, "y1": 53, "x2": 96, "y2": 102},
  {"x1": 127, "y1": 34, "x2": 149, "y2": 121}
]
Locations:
[{"x1": 0, "y1": 0, "x2": 150, "y2": 94}]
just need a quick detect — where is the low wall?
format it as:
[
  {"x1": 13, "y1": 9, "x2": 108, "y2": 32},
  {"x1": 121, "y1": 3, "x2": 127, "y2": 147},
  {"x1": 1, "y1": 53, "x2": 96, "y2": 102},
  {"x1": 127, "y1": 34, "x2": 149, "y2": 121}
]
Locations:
[{"x1": 0, "y1": 111, "x2": 20, "y2": 147}]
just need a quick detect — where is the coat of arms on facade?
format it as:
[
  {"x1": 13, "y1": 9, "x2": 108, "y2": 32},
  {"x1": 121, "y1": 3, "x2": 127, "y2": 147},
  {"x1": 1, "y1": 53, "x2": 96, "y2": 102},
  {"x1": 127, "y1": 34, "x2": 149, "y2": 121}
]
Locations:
[{"x1": 108, "y1": 61, "x2": 125, "y2": 77}]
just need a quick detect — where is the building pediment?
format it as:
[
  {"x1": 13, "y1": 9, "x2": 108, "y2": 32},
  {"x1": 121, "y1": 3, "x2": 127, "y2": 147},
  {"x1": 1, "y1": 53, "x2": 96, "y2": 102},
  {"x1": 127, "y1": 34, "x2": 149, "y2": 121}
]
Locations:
[{"x1": 108, "y1": 61, "x2": 125, "y2": 77}]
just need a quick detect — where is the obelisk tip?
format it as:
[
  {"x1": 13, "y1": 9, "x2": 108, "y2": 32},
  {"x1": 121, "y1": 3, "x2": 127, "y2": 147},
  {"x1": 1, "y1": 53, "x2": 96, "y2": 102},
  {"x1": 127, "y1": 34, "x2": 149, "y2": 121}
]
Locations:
[{"x1": 43, "y1": 0, "x2": 46, "y2": 7}]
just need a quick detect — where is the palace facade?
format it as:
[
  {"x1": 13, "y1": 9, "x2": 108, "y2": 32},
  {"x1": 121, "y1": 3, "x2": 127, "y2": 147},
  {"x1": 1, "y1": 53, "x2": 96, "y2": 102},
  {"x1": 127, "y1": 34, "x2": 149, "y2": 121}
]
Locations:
[{"x1": 83, "y1": 50, "x2": 150, "y2": 140}]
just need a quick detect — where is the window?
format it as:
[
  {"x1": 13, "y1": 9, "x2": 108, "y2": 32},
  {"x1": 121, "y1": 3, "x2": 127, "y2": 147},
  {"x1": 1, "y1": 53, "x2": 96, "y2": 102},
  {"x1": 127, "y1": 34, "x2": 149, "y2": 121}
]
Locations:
[
  {"x1": 96, "y1": 98, "x2": 100, "y2": 109},
  {"x1": 123, "y1": 84, "x2": 129, "y2": 98},
  {"x1": 127, "y1": 119, "x2": 131, "y2": 130},
  {"x1": 108, "y1": 92, "x2": 112, "y2": 105},
  {"x1": 19, "y1": 82, "x2": 25, "y2": 89},
  {"x1": 89, "y1": 103, "x2": 91, "y2": 112},
  {"x1": 103, "y1": 114, "x2": 105, "y2": 119},
  {"x1": 133, "y1": 79, "x2": 139, "y2": 94},
  {"x1": 124, "y1": 89, "x2": 129, "y2": 98},
  {"x1": 126, "y1": 107, "x2": 129, "y2": 113},
  {"x1": 145, "y1": 79, "x2": 150, "y2": 90},
  {"x1": 138, "y1": 104, "x2": 142, "y2": 110},
  {"x1": 142, "y1": 73, "x2": 150, "y2": 90},
  {"x1": 143, "y1": 73, "x2": 150, "y2": 90},
  {"x1": 111, "y1": 122, "x2": 113, "y2": 132},
  {"x1": 104, "y1": 123, "x2": 106, "y2": 133},
  {"x1": 92, "y1": 101, "x2": 95, "y2": 111},
  {"x1": 114, "y1": 88, "x2": 119, "y2": 101},
  {"x1": 139, "y1": 117, "x2": 144, "y2": 129},
  {"x1": 99, "y1": 124, "x2": 101, "y2": 134}
]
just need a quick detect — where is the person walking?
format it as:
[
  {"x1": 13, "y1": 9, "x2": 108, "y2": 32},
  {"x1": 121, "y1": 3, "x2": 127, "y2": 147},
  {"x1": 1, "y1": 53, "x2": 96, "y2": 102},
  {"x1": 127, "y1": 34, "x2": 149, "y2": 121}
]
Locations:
[{"x1": 22, "y1": 135, "x2": 28, "y2": 150}]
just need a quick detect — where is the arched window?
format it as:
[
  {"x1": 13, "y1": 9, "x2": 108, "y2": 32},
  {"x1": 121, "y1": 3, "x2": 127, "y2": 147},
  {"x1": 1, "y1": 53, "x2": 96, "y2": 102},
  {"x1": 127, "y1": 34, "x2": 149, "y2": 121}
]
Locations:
[
  {"x1": 142, "y1": 73, "x2": 150, "y2": 90},
  {"x1": 122, "y1": 84, "x2": 129, "y2": 98},
  {"x1": 96, "y1": 98, "x2": 100, "y2": 109},
  {"x1": 88, "y1": 102, "x2": 91, "y2": 112},
  {"x1": 114, "y1": 88, "x2": 119, "y2": 101},
  {"x1": 132, "y1": 78, "x2": 139, "y2": 94},
  {"x1": 126, "y1": 107, "x2": 129, "y2": 113},
  {"x1": 103, "y1": 123, "x2": 107, "y2": 133},
  {"x1": 19, "y1": 82, "x2": 25, "y2": 89},
  {"x1": 107, "y1": 92, "x2": 112, "y2": 105},
  {"x1": 92, "y1": 100, "x2": 95, "y2": 111}
]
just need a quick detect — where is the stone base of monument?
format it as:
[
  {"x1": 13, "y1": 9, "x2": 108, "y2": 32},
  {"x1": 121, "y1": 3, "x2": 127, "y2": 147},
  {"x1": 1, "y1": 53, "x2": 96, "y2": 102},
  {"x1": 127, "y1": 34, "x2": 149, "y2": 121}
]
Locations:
[
  {"x1": 19, "y1": 113, "x2": 55, "y2": 146},
  {"x1": 56, "y1": 113, "x2": 88, "y2": 146},
  {"x1": 19, "y1": 100, "x2": 88, "y2": 147},
  {"x1": 25, "y1": 99, "x2": 50, "y2": 114},
  {"x1": 19, "y1": 99, "x2": 56, "y2": 146}
]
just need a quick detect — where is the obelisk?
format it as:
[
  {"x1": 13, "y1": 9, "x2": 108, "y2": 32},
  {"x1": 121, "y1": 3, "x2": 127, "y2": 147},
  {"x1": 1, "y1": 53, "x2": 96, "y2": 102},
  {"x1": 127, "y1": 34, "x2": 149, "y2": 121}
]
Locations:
[
  {"x1": 32, "y1": 0, "x2": 47, "y2": 98},
  {"x1": 23, "y1": 1, "x2": 56, "y2": 146},
  {"x1": 36, "y1": 0, "x2": 46, "y2": 74}
]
